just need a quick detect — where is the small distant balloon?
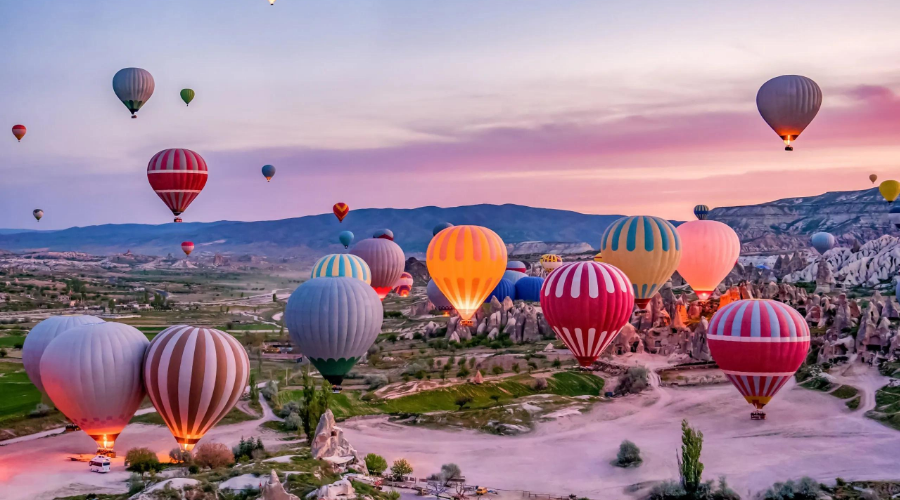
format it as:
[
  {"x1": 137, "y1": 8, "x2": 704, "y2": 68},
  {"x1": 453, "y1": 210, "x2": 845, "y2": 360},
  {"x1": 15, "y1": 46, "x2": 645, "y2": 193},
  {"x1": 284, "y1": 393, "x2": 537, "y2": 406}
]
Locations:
[
  {"x1": 693, "y1": 204, "x2": 709, "y2": 220},
  {"x1": 12, "y1": 125, "x2": 26, "y2": 142},
  {"x1": 870, "y1": 174, "x2": 878, "y2": 184},
  {"x1": 180, "y1": 89, "x2": 195, "y2": 106},
  {"x1": 374, "y1": 229, "x2": 394, "y2": 241},
  {"x1": 339, "y1": 231, "x2": 354, "y2": 248},
  {"x1": 433, "y1": 222, "x2": 453, "y2": 236},
  {"x1": 33, "y1": 209, "x2": 43, "y2": 222},
  {"x1": 810, "y1": 232, "x2": 835, "y2": 255},
  {"x1": 756, "y1": 75, "x2": 822, "y2": 151},
  {"x1": 333, "y1": 203, "x2": 349, "y2": 223},
  {"x1": 181, "y1": 241, "x2": 194, "y2": 256},
  {"x1": 879, "y1": 180, "x2": 900, "y2": 204},
  {"x1": 112, "y1": 68, "x2": 155, "y2": 119},
  {"x1": 540, "y1": 254, "x2": 563, "y2": 274},
  {"x1": 261, "y1": 164, "x2": 276, "y2": 182}
]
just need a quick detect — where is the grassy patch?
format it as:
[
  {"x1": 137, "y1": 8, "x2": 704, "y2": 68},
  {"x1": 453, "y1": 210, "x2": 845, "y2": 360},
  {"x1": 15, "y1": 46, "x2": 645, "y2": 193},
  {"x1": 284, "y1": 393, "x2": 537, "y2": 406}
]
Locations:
[
  {"x1": 130, "y1": 406, "x2": 256, "y2": 426},
  {"x1": 0, "y1": 368, "x2": 42, "y2": 421},
  {"x1": 831, "y1": 385, "x2": 859, "y2": 400},
  {"x1": 867, "y1": 384, "x2": 900, "y2": 430},
  {"x1": 846, "y1": 396, "x2": 861, "y2": 410}
]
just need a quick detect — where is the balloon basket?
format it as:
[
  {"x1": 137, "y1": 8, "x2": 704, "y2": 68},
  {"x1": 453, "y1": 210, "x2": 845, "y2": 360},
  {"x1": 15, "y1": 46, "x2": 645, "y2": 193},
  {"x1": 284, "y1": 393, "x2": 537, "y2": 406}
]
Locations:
[
  {"x1": 784, "y1": 146, "x2": 793, "y2": 151},
  {"x1": 97, "y1": 449, "x2": 116, "y2": 458},
  {"x1": 750, "y1": 410, "x2": 766, "y2": 420},
  {"x1": 332, "y1": 385, "x2": 343, "y2": 394}
]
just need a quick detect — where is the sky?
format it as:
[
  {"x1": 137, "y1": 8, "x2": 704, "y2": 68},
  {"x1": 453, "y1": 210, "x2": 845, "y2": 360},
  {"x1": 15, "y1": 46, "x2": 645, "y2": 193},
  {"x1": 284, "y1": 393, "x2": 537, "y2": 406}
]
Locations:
[{"x1": 2, "y1": 1, "x2": 900, "y2": 229}]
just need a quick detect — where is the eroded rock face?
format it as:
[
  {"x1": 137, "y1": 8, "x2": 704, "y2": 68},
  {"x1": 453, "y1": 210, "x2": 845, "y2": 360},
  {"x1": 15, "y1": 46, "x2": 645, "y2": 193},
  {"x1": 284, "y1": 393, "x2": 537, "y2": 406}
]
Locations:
[
  {"x1": 310, "y1": 410, "x2": 368, "y2": 475},
  {"x1": 261, "y1": 470, "x2": 300, "y2": 500},
  {"x1": 691, "y1": 318, "x2": 711, "y2": 362},
  {"x1": 306, "y1": 479, "x2": 357, "y2": 500}
]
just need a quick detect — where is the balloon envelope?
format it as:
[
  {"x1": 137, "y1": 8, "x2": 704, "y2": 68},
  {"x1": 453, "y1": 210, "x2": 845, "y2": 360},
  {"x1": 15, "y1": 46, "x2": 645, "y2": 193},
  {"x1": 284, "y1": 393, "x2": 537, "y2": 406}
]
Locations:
[
  {"x1": 32, "y1": 209, "x2": 43, "y2": 221},
  {"x1": 485, "y1": 279, "x2": 515, "y2": 303},
  {"x1": 502, "y1": 270, "x2": 527, "y2": 285},
  {"x1": 333, "y1": 203, "x2": 349, "y2": 222},
  {"x1": 311, "y1": 254, "x2": 371, "y2": 284},
  {"x1": 261, "y1": 164, "x2": 276, "y2": 182},
  {"x1": 22, "y1": 315, "x2": 104, "y2": 394},
  {"x1": 394, "y1": 272, "x2": 414, "y2": 297},
  {"x1": 374, "y1": 229, "x2": 394, "y2": 241},
  {"x1": 143, "y1": 325, "x2": 249, "y2": 450},
  {"x1": 693, "y1": 205, "x2": 709, "y2": 220},
  {"x1": 147, "y1": 149, "x2": 208, "y2": 221},
  {"x1": 540, "y1": 262, "x2": 634, "y2": 366},
  {"x1": 540, "y1": 254, "x2": 562, "y2": 273},
  {"x1": 12, "y1": 124, "x2": 25, "y2": 141},
  {"x1": 427, "y1": 226, "x2": 507, "y2": 323},
  {"x1": 810, "y1": 232, "x2": 835, "y2": 255},
  {"x1": 427, "y1": 279, "x2": 453, "y2": 311},
  {"x1": 433, "y1": 222, "x2": 453, "y2": 236},
  {"x1": 181, "y1": 241, "x2": 194, "y2": 256},
  {"x1": 514, "y1": 276, "x2": 544, "y2": 302},
  {"x1": 601, "y1": 215, "x2": 682, "y2": 309},
  {"x1": 339, "y1": 230, "x2": 354, "y2": 248},
  {"x1": 676, "y1": 220, "x2": 740, "y2": 301},
  {"x1": 756, "y1": 75, "x2": 822, "y2": 150},
  {"x1": 879, "y1": 180, "x2": 900, "y2": 204},
  {"x1": 870, "y1": 174, "x2": 878, "y2": 184},
  {"x1": 285, "y1": 277, "x2": 383, "y2": 385},
  {"x1": 180, "y1": 89, "x2": 195, "y2": 106},
  {"x1": 506, "y1": 261, "x2": 528, "y2": 273},
  {"x1": 40, "y1": 322, "x2": 148, "y2": 450},
  {"x1": 112, "y1": 68, "x2": 155, "y2": 118},
  {"x1": 708, "y1": 299, "x2": 809, "y2": 410},
  {"x1": 350, "y1": 238, "x2": 405, "y2": 299}
]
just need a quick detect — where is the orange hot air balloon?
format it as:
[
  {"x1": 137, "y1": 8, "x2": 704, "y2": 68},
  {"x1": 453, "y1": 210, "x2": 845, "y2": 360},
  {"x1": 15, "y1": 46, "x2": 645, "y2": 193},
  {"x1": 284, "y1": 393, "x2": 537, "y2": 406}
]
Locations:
[
  {"x1": 870, "y1": 174, "x2": 878, "y2": 184},
  {"x1": 333, "y1": 203, "x2": 349, "y2": 223},
  {"x1": 12, "y1": 124, "x2": 26, "y2": 142},
  {"x1": 427, "y1": 226, "x2": 507, "y2": 325},
  {"x1": 676, "y1": 220, "x2": 741, "y2": 301}
]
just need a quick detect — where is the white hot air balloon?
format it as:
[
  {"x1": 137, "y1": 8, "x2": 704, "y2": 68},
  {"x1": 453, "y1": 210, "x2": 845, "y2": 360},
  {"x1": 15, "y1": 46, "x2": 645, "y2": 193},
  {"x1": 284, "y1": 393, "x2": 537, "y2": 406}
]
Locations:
[
  {"x1": 756, "y1": 75, "x2": 822, "y2": 151},
  {"x1": 40, "y1": 322, "x2": 149, "y2": 452},
  {"x1": 22, "y1": 315, "x2": 104, "y2": 394},
  {"x1": 113, "y1": 68, "x2": 155, "y2": 118}
]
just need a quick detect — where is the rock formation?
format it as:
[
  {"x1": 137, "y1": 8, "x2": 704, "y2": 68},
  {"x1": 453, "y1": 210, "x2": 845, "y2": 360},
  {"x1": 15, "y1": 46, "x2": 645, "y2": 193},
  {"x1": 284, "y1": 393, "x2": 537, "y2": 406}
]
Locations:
[
  {"x1": 310, "y1": 410, "x2": 367, "y2": 475},
  {"x1": 261, "y1": 471, "x2": 301, "y2": 500},
  {"x1": 305, "y1": 479, "x2": 357, "y2": 500}
]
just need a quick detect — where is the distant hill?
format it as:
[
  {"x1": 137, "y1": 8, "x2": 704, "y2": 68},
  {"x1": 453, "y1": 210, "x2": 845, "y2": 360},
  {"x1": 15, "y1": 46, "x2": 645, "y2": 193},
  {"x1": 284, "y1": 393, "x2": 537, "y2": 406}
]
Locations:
[{"x1": 0, "y1": 204, "x2": 623, "y2": 258}]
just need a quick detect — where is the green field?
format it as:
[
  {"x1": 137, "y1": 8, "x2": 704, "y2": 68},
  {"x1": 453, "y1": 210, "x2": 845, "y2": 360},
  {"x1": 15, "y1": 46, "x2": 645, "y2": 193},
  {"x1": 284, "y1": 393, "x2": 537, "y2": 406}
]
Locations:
[
  {"x1": 0, "y1": 334, "x2": 26, "y2": 348},
  {"x1": 0, "y1": 364, "x2": 42, "y2": 422},
  {"x1": 130, "y1": 406, "x2": 257, "y2": 426}
]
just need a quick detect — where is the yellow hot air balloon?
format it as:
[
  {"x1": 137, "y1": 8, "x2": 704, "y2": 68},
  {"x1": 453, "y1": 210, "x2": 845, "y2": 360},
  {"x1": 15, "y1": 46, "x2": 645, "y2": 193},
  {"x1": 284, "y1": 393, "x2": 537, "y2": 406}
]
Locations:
[
  {"x1": 427, "y1": 226, "x2": 507, "y2": 325},
  {"x1": 540, "y1": 254, "x2": 563, "y2": 273},
  {"x1": 593, "y1": 252, "x2": 602, "y2": 262},
  {"x1": 880, "y1": 180, "x2": 900, "y2": 204},
  {"x1": 601, "y1": 215, "x2": 682, "y2": 309},
  {"x1": 870, "y1": 174, "x2": 878, "y2": 184}
]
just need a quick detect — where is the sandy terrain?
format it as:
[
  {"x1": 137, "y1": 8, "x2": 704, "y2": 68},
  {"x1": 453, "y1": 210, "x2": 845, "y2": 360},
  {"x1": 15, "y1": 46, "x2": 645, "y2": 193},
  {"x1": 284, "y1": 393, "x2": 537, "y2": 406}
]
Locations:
[{"x1": 343, "y1": 359, "x2": 900, "y2": 499}]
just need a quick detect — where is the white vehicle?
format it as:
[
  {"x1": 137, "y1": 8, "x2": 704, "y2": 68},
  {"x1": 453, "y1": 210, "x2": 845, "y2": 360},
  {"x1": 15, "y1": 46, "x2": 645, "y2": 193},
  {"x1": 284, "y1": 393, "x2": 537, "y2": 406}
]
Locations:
[{"x1": 89, "y1": 455, "x2": 111, "y2": 473}]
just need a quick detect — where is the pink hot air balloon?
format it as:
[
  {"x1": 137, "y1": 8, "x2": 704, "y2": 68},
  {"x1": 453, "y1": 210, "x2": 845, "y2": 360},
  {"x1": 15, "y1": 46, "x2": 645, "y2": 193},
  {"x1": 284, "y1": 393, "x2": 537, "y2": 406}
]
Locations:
[
  {"x1": 40, "y1": 322, "x2": 149, "y2": 452},
  {"x1": 394, "y1": 272, "x2": 414, "y2": 297},
  {"x1": 708, "y1": 299, "x2": 810, "y2": 418},
  {"x1": 181, "y1": 241, "x2": 194, "y2": 256},
  {"x1": 540, "y1": 262, "x2": 635, "y2": 367},
  {"x1": 676, "y1": 220, "x2": 741, "y2": 301},
  {"x1": 350, "y1": 237, "x2": 405, "y2": 300}
]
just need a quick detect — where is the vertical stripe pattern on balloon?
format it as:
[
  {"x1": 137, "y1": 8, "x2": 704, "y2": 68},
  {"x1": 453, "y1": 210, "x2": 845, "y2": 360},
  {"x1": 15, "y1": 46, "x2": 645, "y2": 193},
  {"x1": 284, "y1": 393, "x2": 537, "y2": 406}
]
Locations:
[{"x1": 600, "y1": 215, "x2": 681, "y2": 307}]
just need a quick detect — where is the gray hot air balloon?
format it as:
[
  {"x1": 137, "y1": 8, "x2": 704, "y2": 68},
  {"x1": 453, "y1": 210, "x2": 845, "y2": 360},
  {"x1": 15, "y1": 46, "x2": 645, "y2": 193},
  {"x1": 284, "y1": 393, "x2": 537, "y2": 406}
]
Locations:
[
  {"x1": 22, "y1": 315, "x2": 104, "y2": 394},
  {"x1": 349, "y1": 237, "x2": 405, "y2": 300},
  {"x1": 40, "y1": 322, "x2": 148, "y2": 452},
  {"x1": 284, "y1": 277, "x2": 382, "y2": 388},
  {"x1": 113, "y1": 68, "x2": 155, "y2": 118},
  {"x1": 426, "y1": 279, "x2": 453, "y2": 312}
]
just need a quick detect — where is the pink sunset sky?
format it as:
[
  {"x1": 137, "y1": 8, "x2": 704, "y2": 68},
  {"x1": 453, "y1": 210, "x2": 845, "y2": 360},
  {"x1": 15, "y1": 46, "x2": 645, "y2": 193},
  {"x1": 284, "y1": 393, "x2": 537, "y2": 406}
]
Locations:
[{"x1": 2, "y1": 1, "x2": 900, "y2": 229}]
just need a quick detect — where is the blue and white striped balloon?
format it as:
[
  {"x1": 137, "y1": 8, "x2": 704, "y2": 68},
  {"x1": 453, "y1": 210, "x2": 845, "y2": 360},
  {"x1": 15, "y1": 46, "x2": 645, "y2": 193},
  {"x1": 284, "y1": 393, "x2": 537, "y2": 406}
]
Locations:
[{"x1": 311, "y1": 254, "x2": 371, "y2": 284}]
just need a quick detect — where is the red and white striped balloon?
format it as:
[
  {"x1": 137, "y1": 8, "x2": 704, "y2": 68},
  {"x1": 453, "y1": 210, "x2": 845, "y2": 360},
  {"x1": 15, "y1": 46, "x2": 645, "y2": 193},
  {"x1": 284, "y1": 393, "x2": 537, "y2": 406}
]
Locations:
[
  {"x1": 181, "y1": 241, "x2": 194, "y2": 256},
  {"x1": 147, "y1": 149, "x2": 208, "y2": 222},
  {"x1": 143, "y1": 325, "x2": 250, "y2": 451},
  {"x1": 708, "y1": 299, "x2": 809, "y2": 411},
  {"x1": 540, "y1": 262, "x2": 635, "y2": 366}
]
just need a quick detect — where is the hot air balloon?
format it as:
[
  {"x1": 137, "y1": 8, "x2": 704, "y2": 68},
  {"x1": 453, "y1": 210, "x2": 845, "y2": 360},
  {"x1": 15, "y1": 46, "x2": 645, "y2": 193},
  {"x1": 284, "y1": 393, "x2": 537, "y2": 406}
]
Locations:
[
  {"x1": 261, "y1": 164, "x2": 276, "y2": 182},
  {"x1": 339, "y1": 231, "x2": 354, "y2": 248},
  {"x1": 502, "y1": 270, "x2": 527, "y2": 285},
  {"x1": 676, "y1": 220, "x2": 741, "y2": 301},
  {"x1": 350, "y1": 237, "x2": 405, "y2": 299},
  {"x1": 311, "y1": 254, "x2": 371, "y2": 284},
  {"x1": 147, "y1": 148, "x2": 208, "y2": 222},
  {"x1": 181, "y1": 241, "x2": 194, "y2": 256},
  {"x1": 593, "y1": 252, "x2": 602, "y2": 262},
  {"x1": 514, "y1": 276, "x2": 544, "y2": 302},
  {"x1": 180, "y1": 89, "x2": 195, "y2": 106},
  {"x1": 507, "y1": 261, "x2": 528, "y2": 273},
  {"x1": 285, "y1": 277, "x2": 383, "y2": 388},
  {"x1": 880, "y1": 180, "x2": 900, "y2": 204},
  {"x1": 427, "y1": 279, "x2": 454, "y2": 312},
  {"x1": 143, "y1": 325, "x2": 249, "y2": 450},
  {"x1": 708, "y1": 299, "x2": 809, "y2": 418},
  {"x1": 374, "y1": 229, "x2": 394, "y2": 240},
  {"x1": 112, "y1": 68, "x2": 155, "y2": 118},
  {"x1": 40, "y1": 322, "x2": 148, "y2": 452},
  {"x1": 427, "y1": 225, "x2": 507, "y2": 325},
  {"x1": 485, "y1": 279, "x2": 515, "y2": 303},
  {"x1": 870, "y1": 174, "x2": 878, "y2": 184},
  {"x1": 810, "y1": 232, "x2": 835, "y2": 255},
  {"x1": 433, "y1": 222, "x2": 453, "y2": 236},
  {"x1": 756, "y1": 75, "x2": 822, "y2": 151},
  {"x1": 693, "y1": 205, "x2": 710, "y2": 220},
  {"x1": 890, "y1": 207, "x2": 900, "y2": 229},
  {"x1": 394, "y1": 272, "x2": 414, "y2": 297},
  {"x1": 540, "y1": 262, "x2": 635, "y2": 366},
  {"x1": 268, "y1": 0, "x2": 275, "y2": 4},
  {"x1": 33, "y1": 209, "x2": 43, "y2": 222},
  {"x1": 540, "y1": 254, "x2": 563, "y2": 274},
  {"x1": 601, "y1": 215, "x2": 681, "y2": 309},
  {"x1": 22, "y1": 315, "x2": 104, "y2": 395},
  {"x1": 12, "y1": 124, "x2": 26, "y2": 142},
  {"x1": 333, "y1": 203, "x2": 349, "y2": 223}
]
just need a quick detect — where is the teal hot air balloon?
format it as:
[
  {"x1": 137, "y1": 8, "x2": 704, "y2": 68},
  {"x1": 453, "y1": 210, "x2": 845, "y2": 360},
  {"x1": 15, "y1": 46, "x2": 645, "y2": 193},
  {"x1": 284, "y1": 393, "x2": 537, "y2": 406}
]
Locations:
[
  {"x1": 810, "y1": 232, "x2": 835, "y2": 255},
  {"x1": 311, "y1": 254, "x2": 370, "y2": 283},
  {"x1": 284, "y1": 277, "x2": 383, "y2": 388},
  {"x1": 433, "y1": 222, "x2": 453, "y2": 236},
  {"x1": 693, "y1": 205, "x2": 710, "y2": 220},
  {"x1": 261, "y1": 164, "x2": 276, "y2": 182},
  {"x1": 339, "y1": 231, "x2": 354, "y2": 249}
]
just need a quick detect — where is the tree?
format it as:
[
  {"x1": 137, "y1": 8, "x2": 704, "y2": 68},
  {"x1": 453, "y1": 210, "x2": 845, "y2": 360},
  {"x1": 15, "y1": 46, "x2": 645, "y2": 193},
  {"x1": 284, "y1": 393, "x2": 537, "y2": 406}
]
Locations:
[
  {"x1": 107, "y1": 298, "x2": 115, "y2": 311},
  {"x1": 614, "y1": 440, "x2": 642, "y2": 468},
  {"x1": 125, "y1": 447, "x2": 163, "y2": 477},
  {"x1": 436, "y1": 463, "x2": 462, "y2": 486},
  {"x1": 390, "y1": 458, "x2": 413, "y2": 480},
  {"x1": 454, "y1": 395, "x2": 472, "y2": 410},
  {"x1": 298, "y1": 370, "x2": 331, "y2": 444},
  {"x1": 273, "y1": 293, "x2": 277, "y2": 302},
  {"x1": 365, "y1": 453, "x2": 388, "y2": 476},
  {"x1": 169, "y1": 447, "x2": 192, "y2": 464},
  {"x1": 677, "y1": 419, "x2": 704, "y2": 496},
  {"x1": 249, "y1": 373, "x2": 259, "y2": 404},
  {"x1": 615, "y1": 366, "x2": 650, "y2": 396},
  {"x1": 193, "y1": 443, "x2": 235, "y2": 469}
]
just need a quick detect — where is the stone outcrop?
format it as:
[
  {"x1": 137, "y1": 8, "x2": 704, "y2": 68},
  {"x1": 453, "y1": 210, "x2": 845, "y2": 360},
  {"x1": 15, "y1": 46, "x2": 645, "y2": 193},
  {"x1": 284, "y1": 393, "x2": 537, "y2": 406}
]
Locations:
[
  {"x1": 310, "y1": 410, "x2": 367, "y2": 474},
  {"x1": 261, "y1": 470, "x2": 301, "y2": 500},
  {"x1": 305, "y1": 479, "x2": 356, "y2": 500}
]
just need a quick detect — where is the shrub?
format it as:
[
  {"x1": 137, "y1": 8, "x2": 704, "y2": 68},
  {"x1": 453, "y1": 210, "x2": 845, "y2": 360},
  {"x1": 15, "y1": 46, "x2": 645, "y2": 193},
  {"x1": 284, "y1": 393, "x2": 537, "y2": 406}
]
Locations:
[
  {"x1": 279, "y1": 400, "x2": 301, "y2": 419},
  {"x1": 457, "y1": 367, "x2": 470, "y2": 378},
  {"x1": 759, "y1": 477, "x2": 820, "y2": 500},
  {"x1": 193, "y1": 443, "x2": 235, "y2": 469},
  {"x1": 188, "y1": 464, "x2": 200, "y2": 474},
  {"x1": 455, "y1": 395, "x2": 473, "y2": 410},
  {"x1": 390, "y1": 458, "x2": 413, "y2": 480},
  {"x1": 169, "y1": 447, "x2": 192, "y2": 464},
  {"x1": 512, "y1": 363, "x2": 521, "y2": 373},
  {"x1": 614, "y1": 440, "x2": 642, "y2": 468},
  {"x1": 532, "y1": 378, "x2": 548, "y2": 390},
  {"x1": 125, "y1": 447, "x2": 163, "y2": 477},
  {"x1": 615, "y1": 366, "x2": 649, "y2": 396},
  {"x1": 365, "y1": 453, "x2": 388, "y2": 475},
  {"x1": 127, "y1": 473, "x2": 146, "y2": 496},
  {"x1": 552, "y1": 358, "x2": 562, "y2": 368},
  {"x1": 28, "y1": 403, "x2": 51, "y2": 418},
  {"x1": 491, "y1": 365, "x2": 504, "y2": 375},
  {"x1": 233, "y1": 436, "x2": 265, "y2": 461},
  {"x1": 283, "y1": 412, "x2": 302, "y2": 431}
]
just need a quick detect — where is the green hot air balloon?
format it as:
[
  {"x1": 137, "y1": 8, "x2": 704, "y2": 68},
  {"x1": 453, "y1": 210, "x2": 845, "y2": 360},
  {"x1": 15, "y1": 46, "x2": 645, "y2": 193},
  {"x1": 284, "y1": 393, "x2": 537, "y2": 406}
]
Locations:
[
  {"x1": 285, "y1": 277, "x2": 382, "y2": 389},
  {"x1": 180, "y1": 89, "x2": 195, "y2": 106}
]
